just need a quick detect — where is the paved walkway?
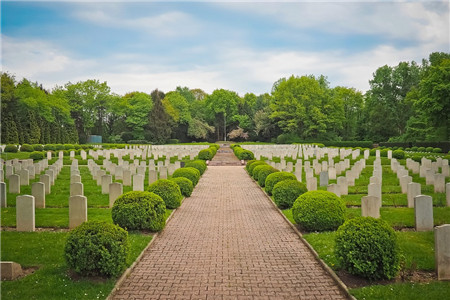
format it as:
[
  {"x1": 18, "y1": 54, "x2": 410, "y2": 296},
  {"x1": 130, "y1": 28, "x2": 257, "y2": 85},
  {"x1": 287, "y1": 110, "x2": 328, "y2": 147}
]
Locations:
[{"x1": 111, "y1": 155, "x2": 348, "y2": 299}]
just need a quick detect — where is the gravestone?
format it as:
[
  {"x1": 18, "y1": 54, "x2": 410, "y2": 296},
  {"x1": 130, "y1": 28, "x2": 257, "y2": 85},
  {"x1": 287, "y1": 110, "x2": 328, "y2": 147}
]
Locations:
[
  {"x1": 5, "y1": 165, "x2": 13, "y2": 178},
  {"x1": 361, "y1": 196, "x2": 380, "y2": 218},
  {"x1": 368, "y1": 183, "x2": 382, "y2": 208},
  {"x1": 425, "y1": 169, "x2": 435, "y2": 185},
  {"x1": 69, "y1": 195, "x2": 87, "y2": 229},
  {"x1": 115, "y1": 166, "x2": 123, "y2": 180},
  {"x1": 123, "y1": 170, "x2": 132, "y2": 186},
  {"x1": 9, "y1": 174, "x2": 20, "y2": 194},
  {"x1": 32, "y1": 182, "x2": 45, "y2": 208},
  {"x1": 0, "y1": 182, "x2": 6, "y2": 207},
  {"x1": 45, "y1": 169, "x2": 54, "y2": 186},
  {"x1": 27, "y1": 165, "x2": 35, "y2": 180},
  {"x1": 40, "y1": 174, "x2": 51, "y2": 194},
  {"x1": 101, "y1": 174, "x2": 112, "y2": 194},
  {"x1": 16, "y1": 195, "x2": 35, "y2": 232},
  {"x1": 133, "y1": 174, "x2": 144, "y2": 191},
  {"x1": 148, "y1": 170, "x2": 158, "y2": 185},
  {"x1": 0, "y1": 261, "x2": 23, "y2": 280},
  {"x1": 96, "y1": 170, "x2": 106, "y2": 186},
  {"x1": 159, "y1": 166, "x2": 168, "y2": 179},
  {"x1": 18, "y1": 169, "x2": 29, "y2": 186},
  {"x1": 70, "y1": 182, "x2": 84, "y2": 196},
  {"x1": 328, "y1": 167, "x2": 336, "y2": 180},
  {"x1": 70, "y1": 174, "x2": 82, "y2": 184},
  {"x1": 407, "y1": 182, "x2": 421, "y2": 208},
  {"x1": 327, "y1": 184, "x2": 340, "y2": 197},
  {"x1": 306, "y1": 176, "x2": 317, "y2": 191},
  {"x1": 434, "y1": 173, "x2": 445, "y2": 193},
  {"x1": 400, "y1": 175, "x2": 412, "y2": 194},
  {"x1": 337, "y1": 176, "x2": 348, "y2": 196},
  {"x1": 435, "y1": 224, "x2": 450, "y2": 280},
  {"x1": 414, "y1": 195, "x2": 434, "y2": 231},
  {"x1": 447, "y1": 183, "x2": 450, "y2": 207},
  {"x1": 319, "y1": 171, "x2": 329, "y2": 187},
  {"x1": 109, "y1": 182, "x2": 123, "y2": 208}
]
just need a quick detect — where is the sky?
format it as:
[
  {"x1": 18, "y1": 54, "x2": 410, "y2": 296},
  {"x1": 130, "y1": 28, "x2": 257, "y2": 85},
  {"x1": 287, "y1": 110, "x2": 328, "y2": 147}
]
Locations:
[{"x1": 1, "y1": 0, "x2": 449, "y2": 96}]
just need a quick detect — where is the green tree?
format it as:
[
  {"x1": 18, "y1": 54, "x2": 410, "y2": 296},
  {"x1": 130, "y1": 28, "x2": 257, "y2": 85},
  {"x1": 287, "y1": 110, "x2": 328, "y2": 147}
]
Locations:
[
  {"x1": 331, "y1": 87, "x2": 363, "y2": 140},
  {"x1": 145, "y1": 89, "x2": 171, "y2": 144},
  {"x1": 205, "y1": 89, "x2": 240, "y2": 141},
  {"x1": 122, "y1": 92, "x2": 153, "y2": 140}
]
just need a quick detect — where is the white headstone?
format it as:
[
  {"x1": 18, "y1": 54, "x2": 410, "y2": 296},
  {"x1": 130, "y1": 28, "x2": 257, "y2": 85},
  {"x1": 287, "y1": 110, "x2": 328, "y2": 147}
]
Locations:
[
  {"x1": 435, "y1": 224, "x2": 450, "y2": 280},
  {"x1": 16, "y1": 195, "x2": 35, "y2": 231},
  {"x1": 414, "y1": 195, "x2": 434, "y2": 231},
  {"x1": 361, "y1": 195, "x2": 380, "y2": 218},
  {"x1": 109, "y1": 182, "x2": 123, "y2": 208},
  {"x1": 32, "y1": 182, "x2": 45, "y2": 208},
  {"x1": 8, "y1": 174, "x2": 20, "y2": 194},
  {"x1": 69, "y1": 195, "x2": 87, "y2": 229}
]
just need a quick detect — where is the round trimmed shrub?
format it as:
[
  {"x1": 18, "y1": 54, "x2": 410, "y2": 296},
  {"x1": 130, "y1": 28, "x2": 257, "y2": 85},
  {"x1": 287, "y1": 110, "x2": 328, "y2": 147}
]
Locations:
[
  {"x1": 29, "y1": 151, "x2": 44, "y2": 161},
  {"x1": 247, "y1": 161, "x2": 266, "y2": 177},
  {"x1": 264, "y1": 171, "x2": 297, "y2": 195},
  {"x1": 32, "y1": 144, "x2": 44, "y2": 151},
  {"x1": 198, "y1": 148, "x2": 213, "y2": 160},
  {"x1": 256, "y1": 165, "x2": 278, "y2": 187},
  {"x1": 170, "y1": 177, "x2": 193, "y2": 197},
  {"x1": 411, "y1": 146, "x2": 418, "y2": 151},
  {"x1": 64, "y1": 221, "x2": 129, "y2": 277},
  {"x1": 64, "y1": 144, "x2": 75, "y2": 150},
  {"x1": 380, "y1": 149, "x2": 388, "y2": 157},
  {"x1": 292, "y1": 190, "x2": 346, "y2": 232},
  {"x1": 417, "y1": 147, "x2": 426, "y2": 152},
  {"x1": 392, "y1": 150, "x2": 405, "y2": 159},
  {"x1": 245, "y1": 160, "x2": 257, "y2": 170},
  {"x1": 252, "y1": 163, "x2": 269, "y2": 180},
  {"x1": 273, "y1": 180, "x2": 307, "y2": 209},
  {"x1": 4, "y1": 144, "x2": 18, "y2": 153},
  {"x1": 433, "y1": 147, "x2": 442, "y2": 153},
  {"x1": 237, "y1": 150, "x2": 254, "y2": 160},
  {"x1": 43, "y1": 144, "x2": 56, "y2": 151},
  {"x1": 55, "y1": 144, "x2": 65, "y2": 150},
  {"x1": 172, "y1": 167, "x2": 201, "y2": 186},
  {"x1": 369, "y1": 148, "x2": 377, "y2": 156},
  {"x1": 335, "y1": 217, "x2": 399, "y2": 280},
  {"x1": 185, "y1": 160, "x2": 207, "y2": 175},
  {"x1": 147, "y1": 179, "x2": 183, "y2": 209},
  {"x1": 412, "y1": 155, "x2": 422, "y2": 163},
  {"x1": 20, "y1": 144, "x2": 34, "y2": 152},
  {"x1": 112, "y1": 191, "x2": 166, "y2": 231},
  {"x1": 425, "y1": 146, "x2": 433, "y2": 153}
]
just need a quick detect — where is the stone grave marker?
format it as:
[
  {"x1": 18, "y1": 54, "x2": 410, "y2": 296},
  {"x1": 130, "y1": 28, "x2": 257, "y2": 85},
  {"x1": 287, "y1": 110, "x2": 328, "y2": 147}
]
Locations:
[
  {"x1": 18, "y1": 169, "x2": 29, "y2": 186},
  {"x1": 400, "y1": 175, "x2": 412, "y2": 194},
  {"x1": 101, "y1": 174, "x2": 112, "y2": 194},
  {"x1": 306, "y1": 176, "x2": 317, "y2": 191},
  {"x1": 414, "y1": 195, "x2": 434, "y2": 231},
  {"x1": 407, "y1": 182, "x2": 421, "y2": 208},
  {"x1": 337, "y1": 176, "x2": 348, "y2": 196},
  {"x1": 0, "y1": 182, "x2": 6, "y2": 207},
  {"x1": 435, "y1": 224, "x2": 450, "y2": 280},
  {"x1": 32, "y1": 182, "x2": 45, "y2": 208},
  {"x1": 70, "y1": 174, "x2": 82, "y2": 184},
  {"x1": 133, "y1": 174, "x2": 144, "y2": 191},
  {"x1": 327, "y1": 184, "x2": 340, "y2": 197},
  {"x1": 16, "y1": 195, "x2": 35, "y2": 232},
  {"x1": 40, "y1": 174, "x2": 51, "y2": 194},
  {"x1": 69, "y1": 195, "x2": 87, "y2": 229},
  {"x1": 159, "y1": 166, "x2": 168, "y2": 179},
  {"x1": 368, "y1": 183, "x2": 381, "y2": 207},
  {"x1": 319, "y1": 171, "x2": 329, "y2": 187},
  {"x1": 148, "y1": 170, "x2": 157, "y2": 184},
  {"x1": 434, "y1": 173, "x2": 445, "y2": 193},
  {"x1": 70, "y1": 182, "x2": 84, "y2": 196},
  {"x1": 361, "y1": 195, "x2": 380, "y2": 218},
  {"x1": 9, "y1": 174, "x2": 20, "y2": 194},
  {"x1": 123, "y1": 170, "x2": 132, "y2": 186},
  {"x1": 109, "y1": 182, "x2": 123, "y2": 208}
]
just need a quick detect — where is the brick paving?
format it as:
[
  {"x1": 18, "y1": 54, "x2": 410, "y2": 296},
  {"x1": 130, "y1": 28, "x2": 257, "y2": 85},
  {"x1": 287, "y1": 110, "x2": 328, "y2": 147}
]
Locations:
[{"x1": 111, "y1": 160, "x2": 348, "y2": 299}]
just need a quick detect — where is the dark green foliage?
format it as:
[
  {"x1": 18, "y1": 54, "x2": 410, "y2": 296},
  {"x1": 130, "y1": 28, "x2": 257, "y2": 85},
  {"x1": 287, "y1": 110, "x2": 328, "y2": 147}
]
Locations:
[
  {"x1": 425, "y1": 146, "x2": 433, "y2": 152},
  {"x1": 412, "y1": 155, "x2": 422, "y2": 162},
  {"x1": 322, "y1": 141, "x2": 373, "y2": 148},
  {"x1": 433, "y1": 147, "x2": 442, "y2": 153},
  {"x1": 292, "y1": 190, "x2": 346, "y2": 232},
  {"x1": 411, "y1": 146, "x2": 418, "y2": 151},
  {"x1": 4, "y1": 144, "x2": 18, "y2": 153},
  {"x1": 55, "y1": 144, "x2": 65, "y2": 150},
  {"x1": 247, "y1": 161, "x2": 266, "y2": 177},
  {"x1": 20, "y1": 144, "x2": 34, "y2": 152},
  {"x1": 380, "y1": 149, "x2": 388, "y2": 157},
  {"x1": 417, "y1": 147, "x2": 426, "y2": 152},
  {"x1": 185, "y1": 160, "x2": 207, "y2": 175},
  {"x1": 64, "y1": 144, "x2": 75, "y2": 150},
  {"x1": 198, "y1": 148, "x2": 213, "y2": 160},
  {"x1": 112, "y1": 191, "x2": 166, "y2": 231},
  {"x1": 272, "y1": 180, "x2": 307, "y2": 209},
  {"x1": 264, "y1": 171, "x2": 297, "y2": 195},
  {"x1": 170, "y1": 177, "x2": 193, "y2": 197},
  {"x1": 128, "y1": 140, "x2": 148, "y2": 144},
  {"x1": 44, "y1": 144, "x2": 56, "y2": 151},
  {"x1": 29, "y1": 151, "x2": 44, "y2": 161},
  {"x1": 392, "y1": 150, "x2": 405, "y2": 159},
  {"x1": 335, "y1": 217, "x2": 400, "y2": 280},
  {"x1": 145, "y1": 89, "x2": 171, "y2": 144},
  {"x1": 32, "y1": 144, "x2": 44, "y2": 151},
  {"x1": 172, "y1": 167, "x2": 201, "y2": 186},
  {"x1": 232, "y1": 145, "x2": 255, "y2": 160},
  {"x1": 245, "y1": 160, "x2": 257, "y2": 170},
  {"x1": 256, "y1": 165, "x2": 278, "y2": 187},
  {"x1": 370, "y1": 148, "x2": 377, "y2": 156},
  {"x1": 64, "y1": 221, "x2": 129, "y2": 277},
  {"x1": 147, "y1": 179, "x2": 183, "y2": 209},
  {"x1": 251, "y1": 163, "x2": 269, "y2": 180}
]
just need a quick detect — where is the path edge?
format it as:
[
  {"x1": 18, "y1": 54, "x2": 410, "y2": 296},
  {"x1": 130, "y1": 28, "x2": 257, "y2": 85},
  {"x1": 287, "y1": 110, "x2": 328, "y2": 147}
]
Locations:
[
  {"x1": 106, "y1": 204, "x2": 181, "y2": 300},
  {"x1": 252, "y1": 175, "x2": 356, "y2": 300}
]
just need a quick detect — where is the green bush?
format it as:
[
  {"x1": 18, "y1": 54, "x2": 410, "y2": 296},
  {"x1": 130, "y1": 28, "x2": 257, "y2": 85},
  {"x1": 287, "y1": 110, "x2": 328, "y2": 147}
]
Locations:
[
  {"x1": 256, "y1": 165, "x2": 278, "y2": 187},
  {"x1": 64, "y1": 221, "x2": 129, "y2": 277},
  {"x1": 208, "y1": 145, "x2": 218, "y2": 156},
  {"x1": 198, "y1": 148, "x2": 213, "y2": 160},
  {"x1": 380, "y1": 149, "x2": 388, "y2": 157},
  {"x1": 4, "y1": 144, "x2": 18, "y2": 153},
  {"x1": 170, "y1": 177, "x2": 193, "y2": 197},
  {"x1": 147, "y1": 179, "x2": 183, "y2": 209},
  {"x1": 433, "y1": 147, "x2": 442, "y2": 153},
  {"x1": 32, "y1": 144, "x2": 44, "y2": 151},
  {"x1": 172, "y1": 167, "x2": 201, "y2": 186},
  {"x1": 392, "y1": 150, "x2": 405, "y2": 159},
  {"x1": 55, "y1": 144, "x2": 65, "y2": 150},
  {"x1": 292, "y1": 190, "x2": 346, "y2": 232},
  {"x1": 264, "y1": 171, "x2": 297, "y2": 195},
  {"x1": 43, "y1": 144, "x2": 56, "y2": 151},
  {"x1": 411, "y1": 146, "x2": 418, "y2": 151},
  {"x1": 335, "y1": 217, "x2": 400, "y2": 280},
  {"x1": 273, "y1": 180, "x2": 307, "y2": 209},
  {"x1": 238, "y1": 150, "x2": 254, "y2": 160},
  {"x1": 405, "y1": 147, "x2": 411, "y2": 151},
  {"x1": 29, "y1": 151, "x2": 44, "y2": 161},
  {"x1": 425, "y1": 146, "x2": 433, "y2": 152},
  {"x1": 247, "y1": 161, "x2": 267, "y2": 177},
  {"x1": 411, "y1": 155, "x2": 422, "y2": 163},
  {"x1": 112, "y1": 191, "x2": 166, "y2": 231},
  {"x1": 417, "y1": 147, "x2": 426, "y2": 152},
  {"x1": 64, "y1": 144, "x2": 75, "y2": 150},
  {"x1": 74, "y1": 144, "x2": 82, "y2": 150},
  {"x1": 20, "y1": 144, "x2": 34, "y2": 152},
  {"x1": 251, "y1": 163, "x2": 269, "y2": 180},
  {"x1": 245, "y1": 160, "x2": 257, "y2": 170},
  {"x1": 185, "y1": 160, "x2": 207, "y2": 175},
  {"x1": 167, "y1": 139, "x2": 179, "y2": 144},
  {"x1": 369, "y1": 148, "x2": 376, "y2": 156}
]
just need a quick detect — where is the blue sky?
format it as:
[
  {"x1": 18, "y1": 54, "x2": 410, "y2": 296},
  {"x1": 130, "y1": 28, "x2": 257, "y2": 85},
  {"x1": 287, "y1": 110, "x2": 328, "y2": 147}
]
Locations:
[{"x1": 1, "y1": 1, "x2": 449, "y2": 96}]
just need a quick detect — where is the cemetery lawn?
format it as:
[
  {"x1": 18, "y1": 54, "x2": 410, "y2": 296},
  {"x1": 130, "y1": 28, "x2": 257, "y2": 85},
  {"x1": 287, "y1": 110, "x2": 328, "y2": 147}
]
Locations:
[{"x1": 0, "y1": 231, "x2": 152, "y2": 300}]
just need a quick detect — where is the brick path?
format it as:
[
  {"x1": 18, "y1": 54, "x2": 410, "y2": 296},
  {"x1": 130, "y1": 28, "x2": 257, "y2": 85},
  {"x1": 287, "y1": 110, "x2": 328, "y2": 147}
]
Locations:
[{"x1": 111, "y1": 165, "x2": 348, "y2": 299}]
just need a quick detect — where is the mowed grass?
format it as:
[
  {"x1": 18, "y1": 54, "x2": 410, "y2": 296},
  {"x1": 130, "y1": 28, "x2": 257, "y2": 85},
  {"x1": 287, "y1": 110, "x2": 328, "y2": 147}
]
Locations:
[
  {"x1": 0, "y1": 231, "x2": 152, "y2": 300},
  {"x1": 350, "y1": 282, "x2": 450, "y2": 300}
]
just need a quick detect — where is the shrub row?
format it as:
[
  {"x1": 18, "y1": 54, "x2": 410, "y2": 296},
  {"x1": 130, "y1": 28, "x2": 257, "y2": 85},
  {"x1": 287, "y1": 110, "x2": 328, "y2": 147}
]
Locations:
[
  {"x1": 231, "y1": 144, "x2": 255, "y2": 160},
  {"x1": 198, "y1": 144, "x2": 219, "y2": 160}
]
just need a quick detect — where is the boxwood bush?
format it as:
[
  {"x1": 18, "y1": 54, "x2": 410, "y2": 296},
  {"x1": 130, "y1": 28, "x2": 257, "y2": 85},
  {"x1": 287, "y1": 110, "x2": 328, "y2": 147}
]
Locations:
[
  {"x1": 233, "y1": 146, "x2": 255, "y2": 160},
  {"x1": 64, "y1": 221, "x2": 129, "y2": 277},
  {"x1": 198, "y1": 148, "x2": 213, "y2": 160},
  {"x1": 425, "y1": 146, "x2": 433, "y2": 152},
  {"x1": 256, "y1": 165, "x2": 278, "y2": 187},
  {"x1": 29, "y1": 151, "x2": 44, "y2": 161},
  {"x1": 245, "y1": 160, "x2": 257, "y2": 170},
  {"x1": 292, "y1": 190, "x2": 346, "y2": 232},
  {"x1": 252, "y1": 163, "x2": 269, "y2": 180},
  {"x1": 272, "y1": 180, "x2": 307, "y2": 209},
  {"x1": 112, "y1": 191, "x2": 166, "y2": 231},
  {"x1": 264, "y1": 171, "x2": 297, "y2": 195},
  {"x1": 185, "y1": 160, "x2": 207, "y2": 175},
  {"x1": 147, "y1": 179, "x2": 183, "y2": 209},
  {"x1": 247, "y1": 161, "x2": 267, "y2": 177},
  {"x1": 20, "y1": 144, "x2": 34, "y2": 152},
  {"x1": 433, "y1": 147, "x2": 442, "y2": 153},
  {"x1": 32, "y1": 144, "x2": 44, "y2": 151},
  {"x1": 392, "y1": 149, "x2": 405, "y2": 159},
  {"x1": 172, "y1": 167, "x2": 201, "y2": 186},
  {"x1": 335, "y1": 217, "x2": 400, "y2": 280},
  {"x1": 417, "y1": 147, "x2": 426, "y2": 152},
  {"x1": 4, "y1": 144, "x2": 18, "y2": 153},
  {"x1": 170, "y1": 177, "x2": 193, "y2": 197}
]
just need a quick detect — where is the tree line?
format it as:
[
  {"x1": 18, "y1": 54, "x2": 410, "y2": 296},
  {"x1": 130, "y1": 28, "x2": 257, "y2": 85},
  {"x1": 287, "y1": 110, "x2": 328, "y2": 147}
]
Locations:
[{"x1": 1, "y1": 52, "x2": 448, "y2": 145}]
